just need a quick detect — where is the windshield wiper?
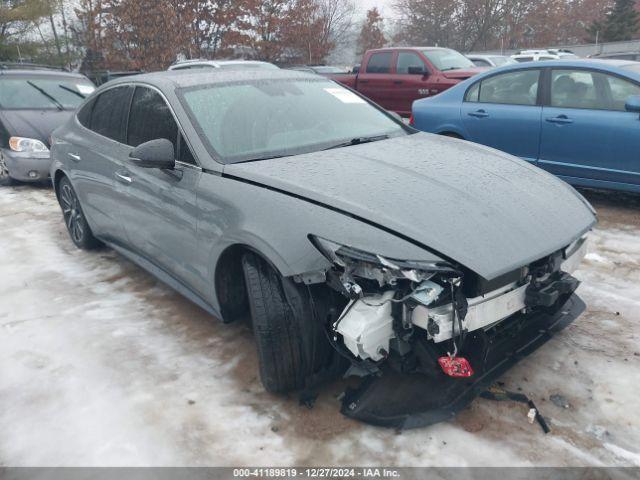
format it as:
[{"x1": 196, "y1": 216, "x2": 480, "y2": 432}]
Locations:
[
  {"x1": 27, "y1": 81, "x2": 64, "y2": 110},
  {"x1": 440, "y1": 67, "x2": 462, "y2": 72},
  {"x1": 323, "y1": 134, "x2": 389, "y2": 151},
  {"x1": 58, "y1": 84, "x2": 85, "y2": 99},
  {"x1": 237, "y1": 154, "x2": 293, "y2": 163}
]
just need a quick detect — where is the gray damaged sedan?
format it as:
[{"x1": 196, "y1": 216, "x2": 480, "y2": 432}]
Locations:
[{"x1": 50, "y1": 70, "x2": 596, "y2": 429}]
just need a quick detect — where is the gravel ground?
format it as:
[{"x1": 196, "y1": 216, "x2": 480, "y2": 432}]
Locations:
[{"x1": 0, "y1": 184, "x2": 639, "y2": 467}]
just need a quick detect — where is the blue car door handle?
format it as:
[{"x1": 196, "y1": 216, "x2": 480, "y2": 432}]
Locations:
[
  {"x1": 546, "y1": 115, "x2": 573, "y2": 125},
  {"x1": 468, "y1": 109, "x2": 489, "y2": 118}
]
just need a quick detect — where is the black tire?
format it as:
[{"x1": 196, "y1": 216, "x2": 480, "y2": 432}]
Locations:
[
  {"x1": 242, "y1": 252, "x2": 331, "y2": 393},
  {"x1": 57, "y1": 176, "x2": 101, "y2": 250}
]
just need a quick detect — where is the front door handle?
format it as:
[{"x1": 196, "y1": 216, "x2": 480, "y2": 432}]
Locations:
[
  {"x1": 468, "y1": 109, "x2": 489, "y2": 118},
  {"x1": 68, "y1": 153, "x2": 81, "y2": 162},
  {"x1": 546, "y1": 115, "x2": 573, "y2": 125},
  {"x1": 393, "y1": 80, "x2": 403, "y2": 85},
  {"x1": 115, "y1": 171, "x2": 132, "y2": 184}
]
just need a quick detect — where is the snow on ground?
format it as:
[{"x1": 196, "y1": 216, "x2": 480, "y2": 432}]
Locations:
[{"x1": 0, "y1": 185, "x2": 639, "y2": 467}]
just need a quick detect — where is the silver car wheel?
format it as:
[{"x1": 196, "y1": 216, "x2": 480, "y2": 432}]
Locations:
[{"x1": 60, "y1": 183, "x2": 85, "y2": 244}]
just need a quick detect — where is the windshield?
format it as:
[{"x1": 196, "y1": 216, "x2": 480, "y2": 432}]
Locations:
[
  {"x1": 180, "y1": 78, "x2": 406, "y2": 164},
  {"x1": 0, "y1": 76, "x2": 95, "y2": 110},
  {"x1": 491, "y1": 56, "x2": 517, "y2": 66},
  {"x1": 423, "y1": 49, "x2": 475, "y2": 71},
  {"x1": 622, "y1": 63, "x2": 640, "y2": 74}
]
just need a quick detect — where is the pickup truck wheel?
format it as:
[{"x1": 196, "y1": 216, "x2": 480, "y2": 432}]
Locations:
[
  {"x1": 242, "y1": 252, "x2": 324, "y2": 393},
  {"x1": 58, "y1": 176, "x2": 101, "y2": 250}
]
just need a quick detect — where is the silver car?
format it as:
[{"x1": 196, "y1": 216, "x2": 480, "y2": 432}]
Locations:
[{"x1": 50, "y1": 70, "x2": 596, "y2": 429}]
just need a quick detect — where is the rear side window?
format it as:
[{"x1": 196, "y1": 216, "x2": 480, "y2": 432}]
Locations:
[
  {"x1": 77, "y1": 97, "x2": 96, "y2": 128},
  {"x1": 90, "y1": 86, "x2": 131, "y2": 142},
  {"x1": 466, "y1": 70, "x2": 539, "y2": 105},
  {"x1": 127, "y1": 87, "x2": 178, "y2": 156},
  {"x1": 366, "y1": 52, "x2": 392, "y2": 73}
]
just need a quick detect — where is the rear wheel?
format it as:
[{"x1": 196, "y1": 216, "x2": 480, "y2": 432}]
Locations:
[
  {"x1": 58, "y1": 176, "x2": 101, "y2": 250},
  {"x1": 241, "y1": 252, "x2": 334, "y2": 393}
]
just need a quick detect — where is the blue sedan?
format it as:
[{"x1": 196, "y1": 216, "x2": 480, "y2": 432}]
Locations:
[{"x1": 412, "y1": 59, "x2": 640, "y2": 193}]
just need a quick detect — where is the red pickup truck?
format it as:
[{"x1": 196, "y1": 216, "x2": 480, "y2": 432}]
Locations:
[{"x1": 330, "y1": 47, "x2": 486, "y2": 116}]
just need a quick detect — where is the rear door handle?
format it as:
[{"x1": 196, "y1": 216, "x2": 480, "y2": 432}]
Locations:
[
  {"x1": 359, "y1": 80, "x2": 369, "y2": 84},
  {"x1": 68, "y1": 153, "x2": 81, "y2": 162},
  {"x1": 115, "y1": 171, "x2": 132, "y2": 184},
  {"x1": 546, "y1": 115, "x2": 573, "y2": 125},
  {"x1": 468, "y1": 109, "x2": 489, "y2": 118}
]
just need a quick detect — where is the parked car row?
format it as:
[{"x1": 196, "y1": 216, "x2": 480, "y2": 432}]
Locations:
[{"x1": 411, "y1": 59, "x2": 640, "y2": 194}]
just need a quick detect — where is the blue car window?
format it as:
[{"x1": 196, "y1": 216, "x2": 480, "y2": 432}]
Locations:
[
  {"x1": 476, "y1": 70, "x2": 539, "y2": 106},
  {"x1": 465, "y1": 82, "x2": 480, "y2": 102},
  {"x1": 605, "y1": 74, "x2": 640, "y2": 111},
  {"x1": 551, "y1": 70, "x2": 604, "y2": 110}
]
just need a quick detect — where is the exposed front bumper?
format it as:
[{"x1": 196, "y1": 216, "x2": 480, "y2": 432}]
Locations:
[
  {"x1": 1, "y1": 148, "x2": 52, "y2": 182},
  {"x1": 341, "y1": 292, "x2": 585, "y2": 429}
]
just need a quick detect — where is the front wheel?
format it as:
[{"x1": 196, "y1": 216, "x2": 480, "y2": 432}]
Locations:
[
  {"x1": 57, "y1": 176, "x2": 101, "y2": 250},
  {"x1": 241, "y1": 252, "x2": 335, "y2": 393}
]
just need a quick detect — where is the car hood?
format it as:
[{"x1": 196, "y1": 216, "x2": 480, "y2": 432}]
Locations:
[
  {"x1": 225, "y1": 134, "x2": 596, "y2": 280},
  {"x1": 441, "y1": 67, "x2": 487, "y2": 80},
  {"x1": 0, "y1": 109, "x2": 74, "y2": 146}
]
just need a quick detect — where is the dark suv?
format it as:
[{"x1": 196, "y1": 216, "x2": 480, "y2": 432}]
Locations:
[{"x1": 0, "y1": 64, "x2": 95, "y2": 184}]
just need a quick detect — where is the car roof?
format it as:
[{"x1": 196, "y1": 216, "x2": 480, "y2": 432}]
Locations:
[
  {"x1": 467, "y1": 58, "x2": 640, "y2": 81},
  {"x1": 0, "y1": 68, "x2": 88, "y2": 79},
  {"x1": 105, "y1": 68, "x2": 319, "y2": 91},
  {"x1": 170, "y1": 59, "x2": 272, "y2": 67}
]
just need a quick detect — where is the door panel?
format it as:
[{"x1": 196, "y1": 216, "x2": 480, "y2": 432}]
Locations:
[
  {"x1": 68, "y1": 86, "x2": 133, "y2": 243},
  {"x1": 117, "y1": 86, "x2": 203, "y2": 288},
  {"x1": 539, "y1": 69, "x2": 640, "y2": 185},
  {"x1": 392, "y1": 51, "x2": 435, "y2": 115},
  {"x1": 461, "y1": 69, "x2": 542, "y2": 162},
  {"x1": 358, "y1": 51, "x2": 395, "y2": 109}
]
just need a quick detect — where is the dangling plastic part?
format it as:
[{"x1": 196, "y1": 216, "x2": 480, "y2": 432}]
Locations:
[{"x1": 438, "y1": 356, "x2": 474, "y2": 378}]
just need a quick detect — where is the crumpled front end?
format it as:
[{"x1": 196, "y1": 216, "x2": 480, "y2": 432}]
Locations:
[{"x1": 304, "y1": 234, "x2": 589, "y2": 429}]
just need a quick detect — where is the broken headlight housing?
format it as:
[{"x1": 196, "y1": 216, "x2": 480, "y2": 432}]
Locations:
[{"x1": 309, "y1": 235, "x2": 462, "y2": 294}]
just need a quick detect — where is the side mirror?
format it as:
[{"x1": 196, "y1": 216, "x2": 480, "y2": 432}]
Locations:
[
  {"x1": 129, "y1": 139, "x2": 175, "y2": 169},
  {"x1": 352, "y1": 65, "x2": 360, "y2": 74},
  {"x1": 625, "y1": 95, "x2": 640, "y2": 115},
  {"x1": 408, "y1": 66, "x2": 428, "y2": 76}
]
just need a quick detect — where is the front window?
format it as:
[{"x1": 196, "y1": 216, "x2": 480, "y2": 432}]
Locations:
[
  {"x1": 396, "y1": 52, "x2": 427, "y2": 74},
  {"x1": 180, "y1": 78, "x2": 407, "y2": 164},
  {"x1": 422, "y1": 49, "x2": 475, "y2": 71},
  {"x1": 0, "y1": 76, "x2": 95, "y2": 110}
]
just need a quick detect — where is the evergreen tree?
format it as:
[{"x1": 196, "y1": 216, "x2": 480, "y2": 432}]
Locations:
[{"x1": 587, "y1": 0, "x2": 639, "y2": 42}]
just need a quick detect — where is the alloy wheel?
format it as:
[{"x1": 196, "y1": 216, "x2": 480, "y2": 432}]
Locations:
[{"x1": 60, "y1": 183, "x2": 85, "y2": 244}]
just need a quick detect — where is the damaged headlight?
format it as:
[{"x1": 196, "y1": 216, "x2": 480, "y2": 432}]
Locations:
[{"x1": 309, "y1": 235, "x2": 462, "y2": 293}]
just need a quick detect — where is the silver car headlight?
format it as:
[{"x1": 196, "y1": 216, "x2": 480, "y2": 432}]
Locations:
[
  {"x1": 9, "y1": 137, "x2": 49, "y2": 153},
  {"x1": 309, "y1": 234, "x2": 461, "y2": 288}
]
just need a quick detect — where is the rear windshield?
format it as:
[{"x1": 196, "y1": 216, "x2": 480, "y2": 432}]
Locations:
[
  {"x1": 180, "y1": 78, "x2": 406, "y2": 164},
  {"x1": 0, "y1": 76, "x2": 95, "y2": 110},
  {"x1": 422, "y1": 49, "x2": 475, "y2": 71}
]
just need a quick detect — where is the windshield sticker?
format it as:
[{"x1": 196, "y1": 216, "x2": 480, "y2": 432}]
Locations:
[
  {"x1": 77, "y1": 84, "x2": 95, "y2": 95},
  {"x1": 324, "y1": 88, "x2": 366, "y2": 104}
]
